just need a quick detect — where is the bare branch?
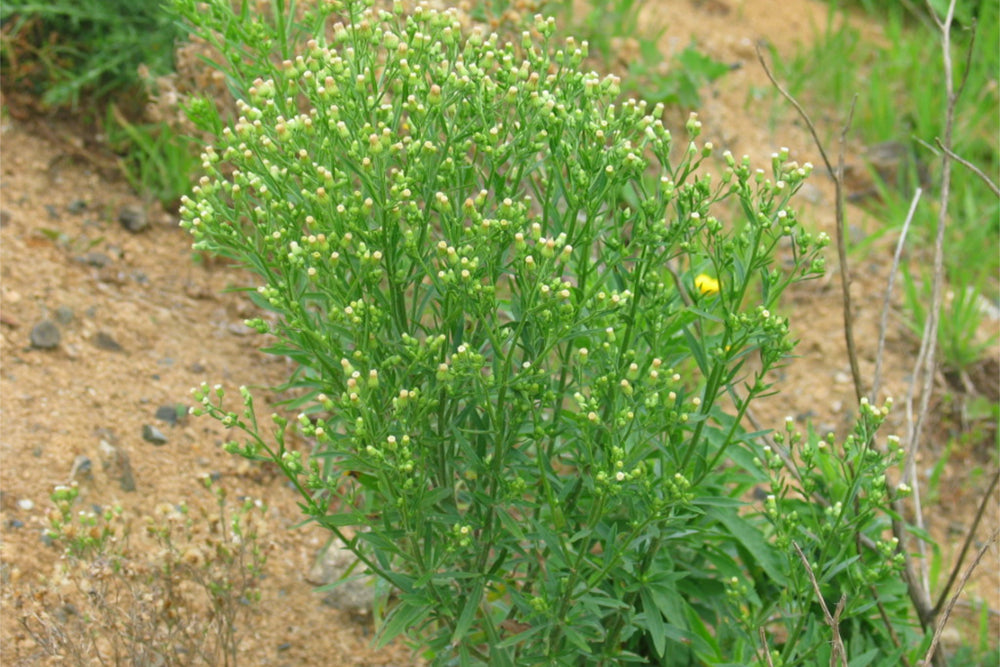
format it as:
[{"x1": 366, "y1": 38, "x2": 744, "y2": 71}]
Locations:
[
  {"x1": 918, "y1": 527, "x2": 1000, "y2": 667},
  {"x1": 952, "y1": 18, "x2": 977, "y2": 102},
  {"x1": 872, "y1": 188, "x2": 922, "y2": 401},
  {"x1": 932, "y1": 469, "x2": 1000, "y2": 616},
  {"x1": 934, "y1": 140, "x2": 1000, "y2": 197},
  {"x1": 755, "y1": 46, "x2": 865, "y2": 404},
  {"x1": 793, "y1": 542, "x2": 848, "y2": 667},
  {"x1": 758, "y1": 627, "x2": 776, "y2": 667}
]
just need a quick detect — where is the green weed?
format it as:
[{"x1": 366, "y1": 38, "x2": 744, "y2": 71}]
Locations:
[
  {"x1": 776, "y1": 0, "x2": 999, "y2": 372},
  {"x1": 104, "y1": 104, "x2": 200, "y2": 211},
  {"x1": 0, "y1": 0, "x2": 181, "y2": 109}
]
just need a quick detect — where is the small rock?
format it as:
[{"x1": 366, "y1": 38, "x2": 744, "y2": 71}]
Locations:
[
  {"x1": 155, "y1": 405, "x2": 183, "y2": 426},
  {"x1": 93, "y1": 331, "x2": 123, "y2": 352},
  {"x1": 188, "y1": 361, "x2": 207, "y2": 374},
  {"x1": 142, "y1": 424, "x2": 169, "y2": 446},
  {"x1": 119, "y1": 455, "x2": 137, "y2": 492},
  {"x1": 29, "y1": 320, "x2": 61, "y2": 349},
  {"x1": 67, "y1": 199, "x2": 87, "y2": 215},
  {"x1": 17, "y1": 499, "x2": 33, "y2": 511},
  {"x1": 98, "y1": 439, "x2": 117, "y2": 467},
  {"x1": 54, "y1": 306, "x2": 74, "y2": 325},
  {"x1": 70, "y1": 455, "x2": 93, "y2": 481},
  {"x1": 307, "y1": 537, "x2": 376, "y2": 613},
  {"x1": 44, "y1": 204, "x2": 60, "y2": 220},
  {"x1": 7, "y1": 519, "x2": 24, "y2": 529},
  {"x1": 118, "y1": 206, "x2": 148, "y2": 233},
  {"x1": 76, "y1": 252, "x2": 113, "y2": 268},
  {"x1": 98, "y1": 439, "x2": 136, "y2": 492}
]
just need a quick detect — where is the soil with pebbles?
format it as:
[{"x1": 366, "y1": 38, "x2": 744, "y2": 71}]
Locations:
[{"x1": 1, "y1": 0, "x2": 997, "y2": 663}]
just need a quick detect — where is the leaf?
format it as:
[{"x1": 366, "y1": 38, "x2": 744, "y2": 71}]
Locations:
[
  {"x1": 683, "y1": 327, "x2": 710, "y2": 375},
  {"x1": 640, "y1": 587, "x2": 667, "y2": 658},
  {"x1": 848, "y1": 647, "x2": 882, "y2": 667},
  {"x1": 451, "y1": 581, "x2": 484, "y2": 645},
  {"x1": 706, "y1": 506, "x2": 787, "y2": 586},
  {"x1": 691, "y1": 496, "x2": 744, "y2": 508},
  {"x1": 376, "y1": 598, "x2": 432, "y2": 648}
]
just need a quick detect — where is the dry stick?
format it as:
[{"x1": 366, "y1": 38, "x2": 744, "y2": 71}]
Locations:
[
  {"x1": 919, "y1": 527, "x2": 1000, "y2": 667},
  {"x1": 755, "y1": 47, "x2": 865, "y2": 405},
  {"x1": 932, "y1": 468, "x2": 1000, "y2": 617},
  {"x1": 871, "y1": 188, "x2": 921, "y2": 402},
  {"x1": 793, "y1": 542, "x2": 848, "y2": 667},
  {"x1": 935, "y1": 140, "x2": 1000, "y2": 197},
  {"x1": 758, "y1": 627, "x2": 776, "y2": 667},
  {"x1": 906, "y1": 0, "x2": 959, "y2": 603}
]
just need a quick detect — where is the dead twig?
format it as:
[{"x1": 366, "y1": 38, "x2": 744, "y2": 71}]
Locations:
[
  {"x1": 758, "y1": 627, "x2": 776, "y2": 667},
  {"x1": 903, "y1": 0, "x2": 960, "y2": 610},
  {"x1": 755, "y1": 46, "x2": 865, "y2": 405},
  {"x1": 793, "y1": 542, "x2": 848, "y2": 667},
  {"x1": 871, "y1": 188, "x2": 921, "y2": 401},
  {"x1": 933, "y1": 140, "x2": 1000, "y2": 197},
  {"x1": 918, "y1": 527, "x2": 1000, "y2": 667},
  {"x1": 931, "y1": 468, "x2": 1000, "y2": 617}
]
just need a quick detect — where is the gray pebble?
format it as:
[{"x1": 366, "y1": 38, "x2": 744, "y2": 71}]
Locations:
[
  {"x1": 155, "y1": 404, "x2": 182, "y2": 426},
  {"x1": 119, "y1": 458, "x2": 137, "y2": 492},
  {"x1": 70, "y1": 455, "x2": 93, "y2": 481},
  {"x1": 29, "y1": 320, "x2": 61, "y2": 349},
  {"x1": 118, "y1": 206, "x2": 148, "y2": 233},
  {"x1": 93, "y1": 331, "x2": 123, "y2": 352},
  {"x1": 142, "y1": 424, "x2": 169, "y2": 445},
  {"x1": 54, "y1": 306, "x2": 74, "y2": 325},
  {"x1": 76, "y1": 252, "x2": 112, "y2": 268},
  {"x1": 306, "y1": 537, "x2": 375, "y2": 613},
  {"x1": 67, "y1": 199, "x2": 87, "y2": 214}
]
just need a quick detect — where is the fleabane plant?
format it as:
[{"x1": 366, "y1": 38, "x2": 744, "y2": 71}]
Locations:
[{"x1": 178, "y1": 0, "x2": 830, "y2": 662}]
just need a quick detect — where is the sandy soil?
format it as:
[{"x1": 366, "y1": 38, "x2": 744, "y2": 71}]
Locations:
[{"x1": 1, "y1": 0, "x2": 997, "y2": 664}]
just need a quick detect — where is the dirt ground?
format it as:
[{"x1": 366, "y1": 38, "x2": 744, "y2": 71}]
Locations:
[{"x1": 1, "y1": 0, "x2": 997, "y2": 664}]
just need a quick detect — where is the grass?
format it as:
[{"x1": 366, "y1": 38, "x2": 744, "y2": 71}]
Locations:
[
  {"x1": 0, "y1": 0, "x2": 181, "y2": 109},
  {"x1": 538, "y1": 0, "x2": 731, "y2": 109},
  {"x1": 1, "y1": 0, "x2": 195, "y2": 209},
  {"x1": 104, "y1": 104, "x2": 201, "y2": 211},
  {"x1": 773, "y1": 0, "x2": 999, "y2": 375}
]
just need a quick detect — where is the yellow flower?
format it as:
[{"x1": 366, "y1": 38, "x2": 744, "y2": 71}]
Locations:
[{"x1": 694, "y1": 273, "x2": 720, "y2": 296}]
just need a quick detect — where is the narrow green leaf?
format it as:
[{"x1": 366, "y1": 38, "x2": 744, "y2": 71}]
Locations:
[
  {"x1": 377, "y1": 599, "x2": 431, "y2": 648},
  {"x1": 640, "y1": 587, "x2": 667, "y2": 658},
  {"x1": 451, "y1": 581, "x2": 484, "y2": 644},
  {"x1": 706, "y1": 506, "x2": 787, "y2": 586}
]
